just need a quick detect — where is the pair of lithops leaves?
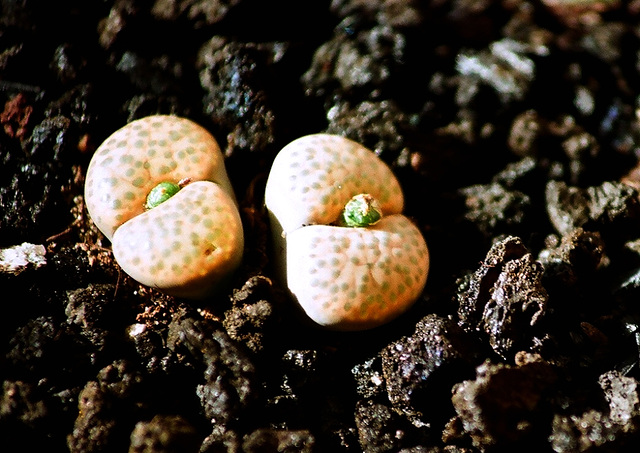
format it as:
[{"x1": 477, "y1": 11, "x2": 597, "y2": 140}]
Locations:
[
  {"x1": 85, "y1": 115, "x2": 243, "y2": 299},
  {"x1": 265, "y1": 134, "x2": 430, "y2": 331},
  {"x1": 85, "y1": 116, "x2": 429, "y2": 330}
]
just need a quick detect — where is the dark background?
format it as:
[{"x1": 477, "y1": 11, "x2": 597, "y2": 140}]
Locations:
[{"x1": 3, "y1": 1, "x2": 640, "y2": 452}]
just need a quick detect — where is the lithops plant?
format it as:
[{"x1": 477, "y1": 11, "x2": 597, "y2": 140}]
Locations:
[
  {"x1": 265, "y1": 134, "x2": 429, "y2": 330},
  {"x1": 85, "y1": 115, "x2": 243, "y2": 299}
]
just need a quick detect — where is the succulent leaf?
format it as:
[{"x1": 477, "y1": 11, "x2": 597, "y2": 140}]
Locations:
[
  {"x1": 85, "y1": 115, "x2": 243, "y2": 299},
  {"x1": 265, "y1": 134, "x2": 429, "y2": 330},
  {"x1": 85, "y1": 115, "x2": 236, "y2": 240},
  {"x1": 145, "y1": 181, "x2": 181, "y2": 210},
  {"x1": 341, "y1": 194, "x2": 383, "y2": 227}
]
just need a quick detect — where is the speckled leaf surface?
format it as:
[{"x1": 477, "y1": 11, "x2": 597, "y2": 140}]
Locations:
[
  {"x1": 85, "y1": 115, "x2": 235, "y2": 240},
  {"x1": 265, "y1": 133, "x2": 429, "y2": 330},
  {"x1": 84, "y1": 115, "x2": 243, "y2": 299},
  {"x1": 287, "y1": 215, "x2": 429, "y2": 330},
  {"x1": 112, "y1": 181, "x2": 243, "y2": 299},
  {"x1": 265, "y1": 134, "x2": 404, "y2": 236}
]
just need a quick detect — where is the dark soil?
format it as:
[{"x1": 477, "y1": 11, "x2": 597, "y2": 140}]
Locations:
[{"x1": 3, "y1": 1, "x2": 640, "y2": 452}]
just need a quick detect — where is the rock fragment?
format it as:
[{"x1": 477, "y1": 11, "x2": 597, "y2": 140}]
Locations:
[
  {"x1": 457, "y1": 236, "x2": 548, "y2": 360},
  {"x1": 451, "y1": 358, "x2": 557, "y2": 450}
]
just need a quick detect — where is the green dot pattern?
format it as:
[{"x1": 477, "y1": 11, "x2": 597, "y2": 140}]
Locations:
[
  {"x1": 265, "y1": 134, "x2": 404, "y2": 234},
  {"x1": 286, "y1": 215, "x2": 429, "y2": 330},
  {"x1": 85, "y1": 115, "x2": 232, "y2": 240},
  {"x1": 112, "y1": 181, "x2": 243, "y2": 299}
]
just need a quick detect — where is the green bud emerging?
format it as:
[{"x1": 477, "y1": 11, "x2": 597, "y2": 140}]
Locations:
[
  {"x1": 341, "y1": 194, "x2": 382, "y2": 227},
  {"x1": 145, "y1": 181, "x2": 181, "y2": 210}
]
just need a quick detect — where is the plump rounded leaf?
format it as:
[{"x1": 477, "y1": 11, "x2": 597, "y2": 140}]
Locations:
[
  {"x1": 265, "y1": 134, "x2": 403, "y2": 236},
  {"x1": 286, "y1": 215, "x2": 429, "y2": 330},
  {"x1": 112, "y1": 181, "x2": 243, "y2": 299},
  {"x1": 85, "y1": 115, "x2": 235, "y2": 240},
  {"x1": 84, "y1": 115, "x2": 243, "y2": 299},
  {"x1": 265, "y1": 133, "x2": 429, "y2": 330}
]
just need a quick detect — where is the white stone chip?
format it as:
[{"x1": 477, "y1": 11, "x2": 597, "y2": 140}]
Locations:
[{"x1": 0, "y1": 243, "x2": 47, "y2": 274}]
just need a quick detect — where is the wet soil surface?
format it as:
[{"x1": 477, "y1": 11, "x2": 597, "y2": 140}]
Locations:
[{"x1": 3, "y1": 1, "x2": 640, "y2": 452}]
